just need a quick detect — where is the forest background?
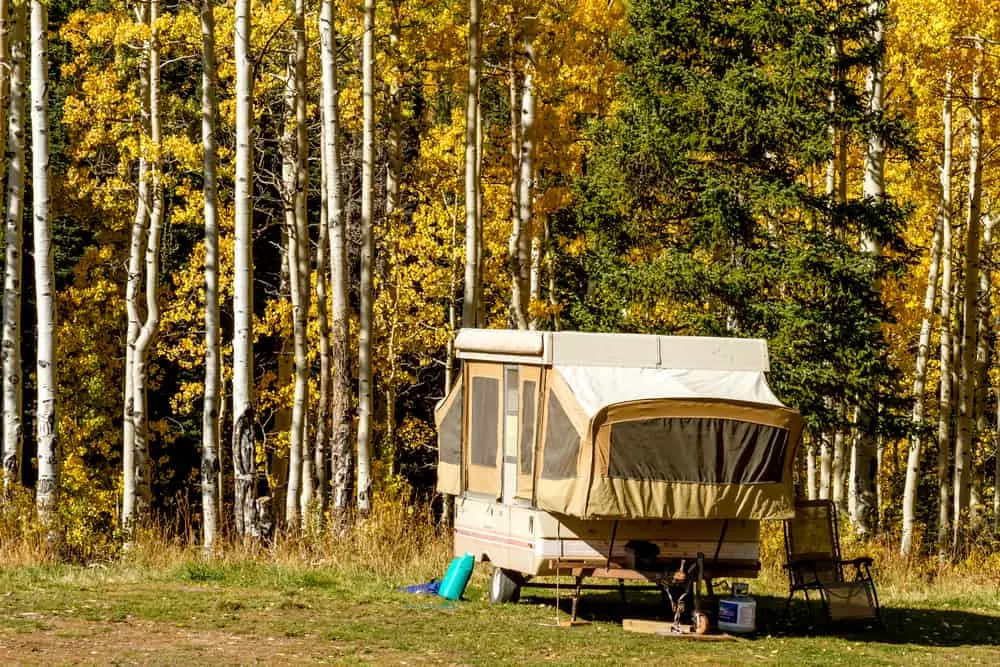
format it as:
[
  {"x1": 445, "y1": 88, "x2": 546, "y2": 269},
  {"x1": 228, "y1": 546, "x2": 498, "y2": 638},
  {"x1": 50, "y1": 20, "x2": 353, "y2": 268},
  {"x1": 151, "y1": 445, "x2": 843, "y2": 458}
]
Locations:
[{"x1": 0, "y1": 0, "x2": 994, "y2": 566}]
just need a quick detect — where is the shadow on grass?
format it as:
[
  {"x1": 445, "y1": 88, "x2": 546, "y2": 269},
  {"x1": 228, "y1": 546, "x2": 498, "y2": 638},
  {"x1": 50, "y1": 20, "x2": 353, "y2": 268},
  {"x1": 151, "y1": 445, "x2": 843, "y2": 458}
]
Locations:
[{"x1": 518, "y1": 589, "x2": 1000, "y2": 648}]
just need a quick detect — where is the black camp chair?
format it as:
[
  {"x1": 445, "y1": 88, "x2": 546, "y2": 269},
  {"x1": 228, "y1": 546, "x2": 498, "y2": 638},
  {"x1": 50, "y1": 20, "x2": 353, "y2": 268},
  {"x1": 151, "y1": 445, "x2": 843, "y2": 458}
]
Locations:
[{"x1": 782, "y1": 499, "x2": 881, "y2": 627}]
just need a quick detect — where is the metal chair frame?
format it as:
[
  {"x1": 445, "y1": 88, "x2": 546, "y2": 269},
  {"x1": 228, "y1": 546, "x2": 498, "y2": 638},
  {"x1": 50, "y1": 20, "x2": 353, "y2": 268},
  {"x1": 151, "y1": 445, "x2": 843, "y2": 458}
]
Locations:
[{"x1": 782, "y1": 499, "x2": 882, "y2": 627}]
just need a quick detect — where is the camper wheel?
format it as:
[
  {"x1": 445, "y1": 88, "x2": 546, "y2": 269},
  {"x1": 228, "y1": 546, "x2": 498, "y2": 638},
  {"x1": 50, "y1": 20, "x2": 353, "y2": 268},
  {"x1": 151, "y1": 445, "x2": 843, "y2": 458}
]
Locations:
[{"x1": 489, "y1": 567, "x2": 522, "y2": 604}]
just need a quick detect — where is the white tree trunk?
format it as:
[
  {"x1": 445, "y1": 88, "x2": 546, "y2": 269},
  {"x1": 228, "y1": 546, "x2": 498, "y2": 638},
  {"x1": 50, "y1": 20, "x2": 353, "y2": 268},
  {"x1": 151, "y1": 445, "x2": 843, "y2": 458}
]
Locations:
[
  {"x1": 806, "y1": 440, "x2": 817, "y2": 500},
  {"x1": 832, "y1": 415, "x2": 846, "y2": 511},
  {"x1": 819, "y1": 431, "x2": 831, "y2": 500},
  {"x1": 131, "y1": 0, "x2": 164, "y2": 527},
  {"x1": 1, "y1": 1, "x2": 25, "y2": 491},
  {"x1": 232, "y1": 0, "x2": 258, "y2": 539},
  {"x1": 995, "y1": 390, "x2": 1000, "y2": 537},
  {"x1": 356, "y1": 0, "x2": 376, "y2": 516},
  {"x1": 937, "y1": 68, "x2": 954, "y2": 560},
  {"x1": 0, "y1": 0, "x2": 8, "y2": 196},
  {"x1": 30, "y1": 0, "x2": 57, "y2": 527},
  {"x1": 513, "y1": 23, "x2": 535, "y2": 330},
  {"x1": 976, "y1": 212, "x2": 994, "y2": 529},
  {"x1": 854, "y1": 0, "x2": 886, "y2": 536},
  {"x1": 973, "y1": 212, "x2": 993, "y2": 529},
  {"x1": 200, "y1": 0, "x2": 220, "y2": 553},
  {"x1": 462, "y1": 0, "x2": 480, "y2": 328},
  {"x1": 954, "y1": 43, "x2": 983, "y2": 555},
  {"x1": 321, "y1": 0, "x2": 351, "y2": 521},
  {"x1": 314, "y1": 117, "x2": 331, "y2": 517},
  {"x1": 281, "y1": 55, "x2": 302, "y2": 529},
  {"x1": 293, "y1": 0, "x2": 312, "y2": 525},
  {"x1": 122, "y1": 0, "x2": 151, "y2": 534},
  {"x1": 901, "y1": 211, "x2": 942, "y2": 555}
]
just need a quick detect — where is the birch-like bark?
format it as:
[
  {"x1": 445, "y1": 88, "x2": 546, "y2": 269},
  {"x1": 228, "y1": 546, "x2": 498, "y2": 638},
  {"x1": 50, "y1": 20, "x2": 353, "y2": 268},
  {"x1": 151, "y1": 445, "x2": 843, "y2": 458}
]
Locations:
[
  {"x1": 853, "y1": 0, "x2": 886, "y2": 536},
  {"x1": 1, "y1": 2, "x2": 25, "y2": 492},
  {"x1": 975, "y1": 212, "x2": 994, "y2": 529},
  {"x1": 954, "y1": 43, "x2": 983, "y2": 555},
  {"x1": 901, "y1": 210, "x2": 942, "y2": 555},
  {"x1": 356, "y1": 0, "x2": 376, "y2": 516},
  {"x1": 200, "y1": 0, "x2": 220, "y2": 553},
  {"x1": 293, "y1": 0, "x2": 312, "y2": 524},
  {"x1": 937, "y1": 68, "x2": 954, "y2": 560},
  {"x1": 462, "y1": 0, "x2": 480, "y2": 328},
  {"x1": 131, "y1": 0, "x2": 164, "y2": 519},
  {"x1": 513, "y1": 21, "x2": 535, "y2": 330},
  {"x1": 123, "y1": 0, "x2": 151, "y2": 533},
  {"x1": 232, "y1": 0, "x2": 258, "y2": 539},
  {"x1": 995, "y1": 391, "x2": 1000, "y2": 537},
  {"x1": 31, "y1": 0, "x2": 57, "y2": 527},
  {"x1": 281, "y1": 56, "x2": 302, "y2": 529},
  {"x1": 0, "y1": 0, "x2": 9, "y2": 187},
  {"x1": 313, "y1": 117, "x2": 331, "y2": 519},
  {"x1": 320, "y1": 0, "x2": 351, "y2": 520},
  {"x1": 819, "y1": 57, "x2": 837, "y2": 501},
  {"x1": 507, "y1": 24, "x2": 526, "y2": 330},
  {"x1": 806, "y1": 440, "x2": 817, "y2": 500},
  {"x1": 382, "y1": 1, "x2": 402, "y2": 480},
  {"x1": 832, "y1": 404, "x2": 847, "y2": 512}
]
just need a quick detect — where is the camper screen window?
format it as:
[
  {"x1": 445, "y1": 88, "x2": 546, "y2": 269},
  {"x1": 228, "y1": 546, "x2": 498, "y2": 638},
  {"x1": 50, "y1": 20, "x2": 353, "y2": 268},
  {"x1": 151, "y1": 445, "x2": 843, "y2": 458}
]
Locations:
[
  {"x1": 541, "y1": 394, "x2": 579, "y2": 479},
  {"x1": 439, "y1": 385, "x2": 463, "y2": 465},
  {"x1": 608, "y1": 418, "x2": 788, "y2": 484},
  {"x1": 520, "y1": 381, "x2": 537, "y2": 475},
  {"x1": 470, "y1": 377, "x2": 499, "y2": 468}
]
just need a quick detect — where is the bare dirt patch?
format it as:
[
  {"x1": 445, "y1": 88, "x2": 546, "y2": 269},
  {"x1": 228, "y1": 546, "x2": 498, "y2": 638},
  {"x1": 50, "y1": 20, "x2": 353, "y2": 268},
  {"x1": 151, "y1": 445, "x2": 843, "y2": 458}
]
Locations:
[{"x1": 0, "y1": 616, "x2": 363, "y2": 665}]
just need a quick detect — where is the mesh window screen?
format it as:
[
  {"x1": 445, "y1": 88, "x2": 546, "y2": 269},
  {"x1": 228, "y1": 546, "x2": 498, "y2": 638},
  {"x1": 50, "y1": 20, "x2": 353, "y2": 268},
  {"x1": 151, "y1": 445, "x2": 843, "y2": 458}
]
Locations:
[
  {"x1": 541, "y1": 394, "x2": 579, "y2": 480},
  {"x1": 608, "y1": 417, "x2": 788, "y2": 483},
  {"x1": 520, "y1": 381, "x2": 537, "y2": 475},
  {"x1": 439, "y1": 386, "x2": 463, "y2": 465},
  {"x1": 470, "y1": 377, "x2": 499, "y2": 467}
]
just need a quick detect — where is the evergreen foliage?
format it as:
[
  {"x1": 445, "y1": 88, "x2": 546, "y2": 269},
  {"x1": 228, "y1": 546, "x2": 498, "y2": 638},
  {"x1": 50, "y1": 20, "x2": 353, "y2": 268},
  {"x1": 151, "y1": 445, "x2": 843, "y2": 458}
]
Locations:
[{"x1": 566, "y1": 0, "x2": 911, "y2": 435}]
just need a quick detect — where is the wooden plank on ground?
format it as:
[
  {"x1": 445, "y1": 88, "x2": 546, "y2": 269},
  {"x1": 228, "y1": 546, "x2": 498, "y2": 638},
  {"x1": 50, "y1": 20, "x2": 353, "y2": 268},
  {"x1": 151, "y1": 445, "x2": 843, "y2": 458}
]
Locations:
[{"x1": 622, "y1": 619, "x2": 740, "y2": 640}]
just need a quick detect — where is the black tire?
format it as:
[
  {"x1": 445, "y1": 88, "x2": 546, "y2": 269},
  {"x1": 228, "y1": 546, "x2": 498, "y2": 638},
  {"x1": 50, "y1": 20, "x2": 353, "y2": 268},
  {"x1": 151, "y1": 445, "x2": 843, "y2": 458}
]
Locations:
[{"x1": 489, "y1": 567, "x2": 522, "y2": 604}]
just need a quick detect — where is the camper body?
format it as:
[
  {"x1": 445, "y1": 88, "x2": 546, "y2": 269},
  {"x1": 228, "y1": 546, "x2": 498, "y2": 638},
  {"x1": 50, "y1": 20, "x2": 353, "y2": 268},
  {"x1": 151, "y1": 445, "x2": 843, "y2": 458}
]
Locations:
[{"x1": 435, "y1": 329, "x2": 802, "y2": 600}]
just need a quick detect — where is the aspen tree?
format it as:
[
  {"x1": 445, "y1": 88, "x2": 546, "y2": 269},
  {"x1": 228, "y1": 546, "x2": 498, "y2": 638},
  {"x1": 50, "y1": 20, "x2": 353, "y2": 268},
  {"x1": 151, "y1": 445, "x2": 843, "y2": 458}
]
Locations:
[
  {"x1": 200, "y1": 0, "x2": 221, "y2": 552},
  {"x1": 31, "y1": 0, "x2": 58, "y2": 527},
  {"x1": 123, "y1": 0, "x2": 151, "y2": 533},
  {"x1": 357, "y1": 0, "x2": 376, "y2": 516},
  {"x1": 233, "y1": 0, "x2": 259, "y2": 539},
  {"x1": 937, "y1": 68, "x2": 955, "y2": 560},
  {"x1": 282, "y1": 54, "x2": 302, "y2": 529},
  {"x1": 320, "y1": 0, "x2": 351, "y2": 519},
  {"x1": 1, "y1": 0, "x2": 25, "y2": 492},
  {"x1": 954, "y1": 39, "x2": 983, "y2": 555},
  {"x1": 511, "y1": 15, "x2": 535, "y2": 330},
  {"x1": 462, "y1": 0, "x2": 480, "y2": 328},
  {"x1": 901, "y1": 211, "x2": 942, "y2": 555},
  {"x1": 131, "y1": 0, "x2": 164, "y2": 519},
  {"x1": 853, "y1": 0, "x2": 887, "y2": 536},
  {"x1": 314, "y1": 118, "x2": 331, "y2": 517}
]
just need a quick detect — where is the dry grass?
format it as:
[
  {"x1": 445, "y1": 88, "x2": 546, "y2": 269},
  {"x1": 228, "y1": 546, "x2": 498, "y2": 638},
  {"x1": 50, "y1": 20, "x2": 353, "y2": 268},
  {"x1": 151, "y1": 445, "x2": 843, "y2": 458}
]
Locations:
[{"x1": 4, "y1": 488, "x2": 1000, "y2": 610}]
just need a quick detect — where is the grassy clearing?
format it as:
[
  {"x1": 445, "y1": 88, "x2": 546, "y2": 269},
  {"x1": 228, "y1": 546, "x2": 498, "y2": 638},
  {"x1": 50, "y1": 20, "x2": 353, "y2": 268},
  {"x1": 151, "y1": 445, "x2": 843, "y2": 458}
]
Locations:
[
  {"x1": 3, "y1": 546, "x2": 1000, "y2": 665},
  {"x1": 3, "y1": 505, "x2": 1000, "y2": 664}
]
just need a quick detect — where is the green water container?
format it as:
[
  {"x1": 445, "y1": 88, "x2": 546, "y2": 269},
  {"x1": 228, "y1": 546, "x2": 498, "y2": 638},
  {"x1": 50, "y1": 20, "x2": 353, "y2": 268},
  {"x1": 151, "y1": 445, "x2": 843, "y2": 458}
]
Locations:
[{"x1": 438, "y1": 552, "x2": 475, "y2": 600}]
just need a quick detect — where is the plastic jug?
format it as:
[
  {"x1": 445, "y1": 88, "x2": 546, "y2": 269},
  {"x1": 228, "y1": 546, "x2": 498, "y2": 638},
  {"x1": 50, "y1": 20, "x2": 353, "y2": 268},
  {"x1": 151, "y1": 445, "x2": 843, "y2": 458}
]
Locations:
[{"x1": 438, "y1": 552, "x2": 475, "y2": 600}]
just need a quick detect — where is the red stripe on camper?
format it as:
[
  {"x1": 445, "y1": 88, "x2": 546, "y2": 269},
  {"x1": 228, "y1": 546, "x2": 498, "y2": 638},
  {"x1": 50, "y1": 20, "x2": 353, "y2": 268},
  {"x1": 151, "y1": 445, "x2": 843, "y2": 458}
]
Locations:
[{"x1": 454, "y1": 527, "x2": 535, "y2": 551}]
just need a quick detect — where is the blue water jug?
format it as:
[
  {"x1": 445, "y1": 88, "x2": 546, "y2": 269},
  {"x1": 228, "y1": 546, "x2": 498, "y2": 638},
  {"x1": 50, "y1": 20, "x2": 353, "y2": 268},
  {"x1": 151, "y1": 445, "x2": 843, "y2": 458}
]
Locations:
[{"x1": 438, "y1": 552, "x2": 475, "y2": 600}]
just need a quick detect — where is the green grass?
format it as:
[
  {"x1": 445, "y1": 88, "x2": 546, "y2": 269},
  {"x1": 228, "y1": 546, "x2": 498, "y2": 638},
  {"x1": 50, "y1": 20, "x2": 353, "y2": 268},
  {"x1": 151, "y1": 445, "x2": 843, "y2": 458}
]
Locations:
[{"x1": 2, "y1": 559, "x2": 1000, "y2": 665}]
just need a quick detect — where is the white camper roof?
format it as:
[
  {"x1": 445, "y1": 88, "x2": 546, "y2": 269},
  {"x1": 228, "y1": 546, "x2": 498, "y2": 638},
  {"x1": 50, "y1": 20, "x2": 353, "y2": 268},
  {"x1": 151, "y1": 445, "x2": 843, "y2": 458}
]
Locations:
[
  {"x1": 454, "y1": 328, "x2": 770, "y2": 372},
  {"x1": 557, "y1": 366, "x2": 784, "y2": 418}
]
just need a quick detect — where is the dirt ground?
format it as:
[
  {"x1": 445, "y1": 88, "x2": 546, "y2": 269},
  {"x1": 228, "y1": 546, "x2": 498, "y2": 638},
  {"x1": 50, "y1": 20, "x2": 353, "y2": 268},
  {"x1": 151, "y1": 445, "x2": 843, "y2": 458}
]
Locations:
[{"x1": 0, "y1": 615, "x2": 379, "y2": 665}]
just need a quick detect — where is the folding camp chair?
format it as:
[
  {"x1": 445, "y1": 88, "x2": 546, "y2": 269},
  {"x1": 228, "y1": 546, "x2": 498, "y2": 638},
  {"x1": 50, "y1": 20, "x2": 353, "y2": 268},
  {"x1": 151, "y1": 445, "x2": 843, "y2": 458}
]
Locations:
[{"x1": 783, "y1": 499, "x2": 881, "y2": 627}]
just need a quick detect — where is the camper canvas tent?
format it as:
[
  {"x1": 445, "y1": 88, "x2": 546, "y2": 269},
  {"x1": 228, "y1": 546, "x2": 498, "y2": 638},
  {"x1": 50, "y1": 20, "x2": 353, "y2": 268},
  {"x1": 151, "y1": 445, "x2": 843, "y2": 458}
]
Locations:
[{"x1": 435, "y1": 329, "x2": 803, "y2": 598}]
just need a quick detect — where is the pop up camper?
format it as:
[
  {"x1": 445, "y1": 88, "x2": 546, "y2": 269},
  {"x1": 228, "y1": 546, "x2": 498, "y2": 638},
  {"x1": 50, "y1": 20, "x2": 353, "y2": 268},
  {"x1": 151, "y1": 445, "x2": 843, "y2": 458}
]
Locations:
[{"x1": 435, "y1": 329, "x2": 802, "y2": 616}]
